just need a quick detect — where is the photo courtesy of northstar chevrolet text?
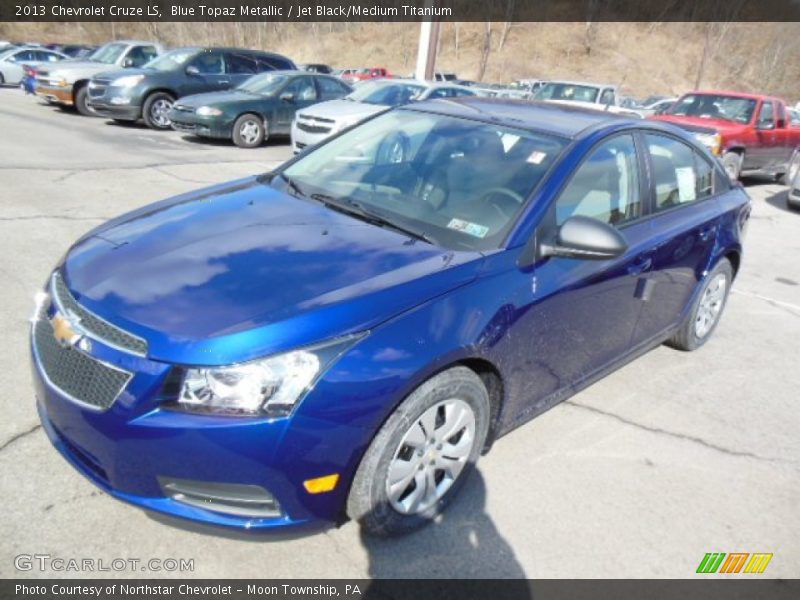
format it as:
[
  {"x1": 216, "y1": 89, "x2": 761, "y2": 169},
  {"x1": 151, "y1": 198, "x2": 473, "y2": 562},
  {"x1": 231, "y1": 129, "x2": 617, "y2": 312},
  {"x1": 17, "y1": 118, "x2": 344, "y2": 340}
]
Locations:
[{"x1": 2, "y1": 0, "x2": 800, "y2": 591}]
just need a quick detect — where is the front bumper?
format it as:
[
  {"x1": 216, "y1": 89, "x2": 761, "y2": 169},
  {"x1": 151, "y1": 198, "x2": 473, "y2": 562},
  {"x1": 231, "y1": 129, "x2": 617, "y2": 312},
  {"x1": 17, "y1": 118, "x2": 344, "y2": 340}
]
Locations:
[
  {"x1": 291, "y1": 119, "x2": 334, "y2": 154},
  {"x1": 30, "y1": 290, "x2": 362, "y2": 532},
  {"x1": 169, "y1": 112, "x2": 232, "y2": 139},
  {"x1": 36, "y1": 84, "x2": 73, "y2": 104},
  {"x1": 86, "y1": 100, "x2": 141, "y2": 121}
]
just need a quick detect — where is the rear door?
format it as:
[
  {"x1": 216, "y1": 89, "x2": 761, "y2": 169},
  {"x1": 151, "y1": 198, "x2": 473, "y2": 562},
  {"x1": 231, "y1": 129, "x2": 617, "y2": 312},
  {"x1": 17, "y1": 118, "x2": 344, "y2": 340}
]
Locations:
[
  {"x1": 224, "y1": 52, "x2": 259, "y2": 88},
  {"x1": 630, "y1": 132, "x2": 722, "y2": 346},
  {"x1": 751, "y1": 100, "x2": 778, "y2": 169}
]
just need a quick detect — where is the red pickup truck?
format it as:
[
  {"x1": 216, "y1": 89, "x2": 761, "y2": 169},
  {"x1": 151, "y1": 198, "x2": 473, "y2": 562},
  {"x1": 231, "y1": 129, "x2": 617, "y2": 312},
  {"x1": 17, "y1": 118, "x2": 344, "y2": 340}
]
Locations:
[
  {"x1": 341, "y1": 67, "x2": 392, "y2": 83},
  {"x1": 650, "y1": 91, "x2": 800, "y2": 183}
]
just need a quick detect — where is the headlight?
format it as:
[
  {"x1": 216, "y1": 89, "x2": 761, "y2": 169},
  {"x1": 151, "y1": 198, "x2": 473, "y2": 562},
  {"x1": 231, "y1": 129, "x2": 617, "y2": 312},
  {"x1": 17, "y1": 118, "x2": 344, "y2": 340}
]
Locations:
[
  {"x1": 111, "y1": 74, "x2": 144, "y2": 88},
  {"x1": 196, "y1": 106, "x2": 223, "y2": 116},
  {"x1": 695, "y1": 132, "x2": 722, "y2": 155},
  {"x1": 170, "y1": 334, "x2": 365, "y2": 417}
]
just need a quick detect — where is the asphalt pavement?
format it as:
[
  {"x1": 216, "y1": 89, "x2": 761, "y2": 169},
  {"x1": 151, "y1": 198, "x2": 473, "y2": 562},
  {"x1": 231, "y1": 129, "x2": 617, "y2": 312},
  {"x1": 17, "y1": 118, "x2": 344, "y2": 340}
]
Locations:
[{"x1": 1, "y1": 87, "x2": 798, "y2": 579}]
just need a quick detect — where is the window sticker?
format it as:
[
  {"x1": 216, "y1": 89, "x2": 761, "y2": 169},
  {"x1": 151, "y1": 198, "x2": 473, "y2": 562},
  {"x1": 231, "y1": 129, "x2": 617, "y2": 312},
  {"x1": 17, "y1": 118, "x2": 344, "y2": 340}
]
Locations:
[
  {"x1": 527, "y1": 150, "x2": 547, "y2": 164},
  {"x1": 675, "y1": 167, "x2": 697, "y2": 202},
  {"x1": 447, "y1": 218, "x2": 490, "y2": 238}
]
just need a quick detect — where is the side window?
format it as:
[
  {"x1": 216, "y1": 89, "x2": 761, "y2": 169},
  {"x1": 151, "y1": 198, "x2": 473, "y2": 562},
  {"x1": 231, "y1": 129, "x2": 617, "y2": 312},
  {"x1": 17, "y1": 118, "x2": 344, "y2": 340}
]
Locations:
[
  {"x1": 757, "y1": 101, "x2": 774, "y2": 129},
  {"x1": 599, "y1": 88, "x2": 616, "y2": 105},
  {"x1": 316, "y1": 76, "x2": 349, "y2": 100},
  {"x1": 428, "y1": 88, "x2": 453, "y2": 99},
  {"x1": 253, "y1": 56, "x2": 289, "y2": 72},
  {"x1": 284, "y1": 77, "x2": 317, "y2": 102},
  {"x1": 126, "y1": 46, "x2": 156, "y2": 68},
  {"x1": 226, "y1": 53, "x2": 258, "y2": 75},
  {"x1": 645, "y1": 134, "x2": 709, "y2": 210},
  {"x1": 189, "y1": 52, "x2": 224, "y2": 75},
  {"x1": 555, "y1": 134, "x2": 641, "y2": 226}
]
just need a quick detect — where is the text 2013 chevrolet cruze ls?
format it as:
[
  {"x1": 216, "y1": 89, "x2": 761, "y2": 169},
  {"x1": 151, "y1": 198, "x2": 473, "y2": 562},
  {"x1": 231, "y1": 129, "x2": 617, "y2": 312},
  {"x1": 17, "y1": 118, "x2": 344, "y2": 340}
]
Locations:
[{"x1": 31, "y1": 99, "x2": 750, "y2": 536}]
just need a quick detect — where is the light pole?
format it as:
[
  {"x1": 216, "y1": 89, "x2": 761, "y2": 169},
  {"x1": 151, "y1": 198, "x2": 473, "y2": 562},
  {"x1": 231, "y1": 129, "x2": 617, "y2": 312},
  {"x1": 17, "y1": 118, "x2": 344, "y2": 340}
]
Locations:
[{"x1": 414, "y1": 18, "x2": 441, "y2": 81}]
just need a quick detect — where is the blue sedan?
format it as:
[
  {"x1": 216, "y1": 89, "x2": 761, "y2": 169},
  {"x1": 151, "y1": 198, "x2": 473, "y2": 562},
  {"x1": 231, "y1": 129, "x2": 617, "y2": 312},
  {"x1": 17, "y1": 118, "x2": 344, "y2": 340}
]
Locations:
[{"x1": 30, "y1": 99, "x2": 750, "y2": 536}]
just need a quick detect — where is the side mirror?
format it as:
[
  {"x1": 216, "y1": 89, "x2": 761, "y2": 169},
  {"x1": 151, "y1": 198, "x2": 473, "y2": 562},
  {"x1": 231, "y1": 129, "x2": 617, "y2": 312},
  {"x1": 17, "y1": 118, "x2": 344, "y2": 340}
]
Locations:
[
  {"x1": 185, "y1": 65, "x2": 200, "y2": 76},
  {"x1": 539, "y1": 216, "x2": 628, "y2": 261},
  {"x1": 757, "y1": 119, "x2": 775, "y2": 131},
  {"x1": 121, "y1": 57, "x2": 134, "y2": 68},
  {"x1": 280, "y1": 92, "x2": 295, "y2": 103}
]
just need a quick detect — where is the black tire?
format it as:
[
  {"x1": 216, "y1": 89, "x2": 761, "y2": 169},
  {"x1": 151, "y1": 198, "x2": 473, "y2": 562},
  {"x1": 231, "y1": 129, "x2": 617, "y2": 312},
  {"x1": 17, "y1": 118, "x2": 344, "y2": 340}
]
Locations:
[
  {"x1": 0, "y1": 73, "x2": 5, "y2": 85},
  {"x1": 721, "y1": 151, "x2": 743, "y2": 181},
  {"x1": 347, "y1": 366, "x2": 491, "y2": 536},
  {"x1": 232, "y1": 113, "x2": 266, "y2": 148},
  {"x1": 142, "y1": 92, "x2": 175, "y2": 130},
  {"x1": 780, "y1": 149, "x2": 800, "y2": 185},
  {"x1": 74, "y1": 85, "x2": 94, "y2": 117},
  {"x1": 667, "y1": 258, "x2": 733, "y2": 351}
]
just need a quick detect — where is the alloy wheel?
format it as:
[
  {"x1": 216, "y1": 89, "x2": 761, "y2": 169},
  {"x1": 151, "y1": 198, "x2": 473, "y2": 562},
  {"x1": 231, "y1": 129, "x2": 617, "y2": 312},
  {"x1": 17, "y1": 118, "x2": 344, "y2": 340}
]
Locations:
[
  {"x1": 150, "y1": 98, "x2": 173, "y2": 127},
  {"x1": 239, "y1": 119, "x2": 261, "y2": 145},
  {"x1": 695, "y1": 273, "x2": 727, "y2": 338},
  {"x1": 385, "y1": 399, "x2": 476, "y2": 515}
]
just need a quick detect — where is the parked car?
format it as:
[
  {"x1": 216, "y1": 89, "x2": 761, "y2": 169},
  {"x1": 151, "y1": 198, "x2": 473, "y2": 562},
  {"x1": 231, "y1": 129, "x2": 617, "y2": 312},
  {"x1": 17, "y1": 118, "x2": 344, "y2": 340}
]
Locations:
[
  {"x1": 788, "y1": 163, "x2": 800, "y2": 210},
  {"x1": 434, "y1": 72, "x2": 458, "y2": 82},
  {"x1": 510, "y1": 79, "x2": 547, "y2": 95},
  {"x1": 169, "y1": 71, "x2": 351, "y2": 148},
  {"x1": 87, "y1": 47, "x2": 296, "y2": 130},
  {"x1": 651, "y1": 91, "x2": 800, "y2": 181},
  {"x1": 787, "y1": 107, "x2": 800, "y2": 128},
  {"x1": 59, "y1": 45, "x2": 98, "y2": 59},
  {"x1": 637, "y1": 97, "x2": 678, "y2": 117},
  {"x1": 291, "y1": 78, "x2": 476, "y2": 153},
  {"x1": 298, "y1": 63, "x2": 333, "y2": 74},
  {"x1": 35, "y1": 40, "x2": 164, "y2": 115},
  {"x1": 31, "y1": 100, "x2": 749, "y2": 536},
  {"x1": 533, "y1": 80, "x2": 643, "y2": 117},
  {"x1": 0, "y1": 46, "x2": 67, "y2": 86},
  {"x1": 341, "y1": 67, "x2": 391, "y2": 83}
]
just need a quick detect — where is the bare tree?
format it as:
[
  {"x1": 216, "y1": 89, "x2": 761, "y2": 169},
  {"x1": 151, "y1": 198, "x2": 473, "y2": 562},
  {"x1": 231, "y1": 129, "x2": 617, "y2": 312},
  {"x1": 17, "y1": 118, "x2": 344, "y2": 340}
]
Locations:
[{"x1": 477, "y1": 22, "x2": 493, "y2": 81}]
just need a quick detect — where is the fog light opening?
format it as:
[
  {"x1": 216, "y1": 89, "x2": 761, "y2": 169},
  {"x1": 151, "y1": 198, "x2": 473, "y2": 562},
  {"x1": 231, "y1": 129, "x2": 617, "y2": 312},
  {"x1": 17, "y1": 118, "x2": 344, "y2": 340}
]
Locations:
[{"x1": 303, "y1": 473, "x2": 339, "y2": 494}]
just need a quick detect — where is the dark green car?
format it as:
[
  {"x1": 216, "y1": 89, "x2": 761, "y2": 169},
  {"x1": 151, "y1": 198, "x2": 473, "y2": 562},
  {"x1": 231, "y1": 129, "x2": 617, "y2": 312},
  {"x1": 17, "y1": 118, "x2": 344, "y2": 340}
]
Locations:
[{"x1": 168, "y1": 70, "x2": 352, "y2": 148}]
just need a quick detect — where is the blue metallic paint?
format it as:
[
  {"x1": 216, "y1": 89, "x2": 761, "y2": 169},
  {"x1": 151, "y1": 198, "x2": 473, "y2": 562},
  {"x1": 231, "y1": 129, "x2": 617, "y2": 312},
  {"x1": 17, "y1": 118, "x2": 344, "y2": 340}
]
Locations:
[{"x1": 31, "y1": 104, "x2": 751, "y2": 532}]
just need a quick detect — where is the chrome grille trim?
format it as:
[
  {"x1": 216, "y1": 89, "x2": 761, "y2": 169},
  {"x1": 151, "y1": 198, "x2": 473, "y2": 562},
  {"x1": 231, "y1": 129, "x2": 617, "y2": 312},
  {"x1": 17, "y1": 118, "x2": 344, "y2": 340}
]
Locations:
[
  {"x1": 51, "y1": 272, "x2": 148, "y2": 356},
  {"x1": 32, "y1": 307, "x2": 133, "y2": 412}
]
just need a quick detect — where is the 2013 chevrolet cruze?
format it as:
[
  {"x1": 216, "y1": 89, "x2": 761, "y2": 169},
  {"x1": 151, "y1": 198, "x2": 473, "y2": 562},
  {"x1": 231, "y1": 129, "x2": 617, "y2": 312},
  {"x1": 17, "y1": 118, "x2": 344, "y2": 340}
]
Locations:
[{"x1": 31, "y1": 99, "x2": 750, "y2": 536}]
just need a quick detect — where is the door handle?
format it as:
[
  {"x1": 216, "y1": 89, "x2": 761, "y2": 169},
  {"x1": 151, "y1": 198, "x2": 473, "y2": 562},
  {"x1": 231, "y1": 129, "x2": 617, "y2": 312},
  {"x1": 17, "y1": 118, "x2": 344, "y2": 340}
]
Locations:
[
  {"x1": 627, "y1": 255, "x2": 653, "y2": 277},
  {"x1": 698, "y1": 226, "x2": 715, "y2": 242}
]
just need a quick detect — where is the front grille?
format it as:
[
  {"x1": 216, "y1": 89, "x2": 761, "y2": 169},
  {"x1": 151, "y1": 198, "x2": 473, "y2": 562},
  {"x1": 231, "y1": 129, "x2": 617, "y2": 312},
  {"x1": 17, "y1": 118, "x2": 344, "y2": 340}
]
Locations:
[
  {"x1": 171, "y1": 121, "x2": 197, "y2": 133},
  {"x1": 297, "y1": 122, "x2": 332, "y2": 134},
  {"x1": 51, "y1": 272, "x2": 147, "y2": 356},
  {"x1": 33, "y1": 315, "x2": 132, "y2": 411}
]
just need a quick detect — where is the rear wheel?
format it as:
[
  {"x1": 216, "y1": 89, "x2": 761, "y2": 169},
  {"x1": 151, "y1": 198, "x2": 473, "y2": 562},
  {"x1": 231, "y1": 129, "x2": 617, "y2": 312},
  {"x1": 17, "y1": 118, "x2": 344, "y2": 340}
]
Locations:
[
  {"x1": 142, "y1": 92, "x2": 175, "y2": 130},
  {"x1": 667, "y1": 258, "x2": 733, "y2": 351},
  {"x1": 721, "y1": 151, "x2": 742, "y2": 181},
  {"x1": 347, "y1": 366, "x2": 490, "y2": 536},
  {"x1": 74, "y1": 85, "x2": 95, "y2": 116},
  {"x1": 232, "y1": 113, "x2": 266, "y2": 148}
]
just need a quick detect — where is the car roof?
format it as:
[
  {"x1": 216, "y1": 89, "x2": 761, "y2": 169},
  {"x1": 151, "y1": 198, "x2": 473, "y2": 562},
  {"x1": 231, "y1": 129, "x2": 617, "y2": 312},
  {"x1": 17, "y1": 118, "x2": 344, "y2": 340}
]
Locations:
[
  {"x1": 682, "y1": 89, "x2": 783, "y2": 103},
  {"x1": 542, "y1": 80, "x2": 617, "y2": 89},
  {"x1": 405, "y1": 97, "x2": 641, "y2": 138}
]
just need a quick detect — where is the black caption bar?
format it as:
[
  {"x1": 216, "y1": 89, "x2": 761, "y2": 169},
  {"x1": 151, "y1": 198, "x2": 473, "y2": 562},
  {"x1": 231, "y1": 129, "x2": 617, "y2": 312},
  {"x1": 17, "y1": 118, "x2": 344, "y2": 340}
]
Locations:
[
  {"x1": 3, "y1": 0, "x2": 800, "y2": 22},
  {"x1": 4, "y1": 580, "x2": 800, "y2": 600}
]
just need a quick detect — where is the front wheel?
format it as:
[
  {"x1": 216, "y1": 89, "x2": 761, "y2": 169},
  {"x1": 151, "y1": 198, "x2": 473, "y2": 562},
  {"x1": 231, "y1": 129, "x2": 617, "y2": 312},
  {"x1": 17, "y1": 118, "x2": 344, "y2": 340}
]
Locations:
[
  {"x1": 142, "y1": 92, "x2": 175, "y2": 130},
  {"x1": 232, "y1": 113, "x2": 266, "y2": 148},
  {"x1": 721, "y1": 152, "x2": 743, "y2": 181},
  {"x1": 667, "y1": 258, "x2": 733, "y2": 351},
  {"x1": 74, "y1": 85, "x2": 95, "y2": 117},
  {"x1": 347, "y1": 366, "x2": 490, "y2": 536}
]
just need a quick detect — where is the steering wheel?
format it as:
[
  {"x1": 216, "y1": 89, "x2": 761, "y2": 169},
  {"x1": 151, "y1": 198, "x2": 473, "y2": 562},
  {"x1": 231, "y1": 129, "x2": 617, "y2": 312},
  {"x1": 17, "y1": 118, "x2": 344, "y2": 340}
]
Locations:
[
  {"x1": 477, "y1": 187, "x2": 526, "y2": 222},
  {"x1": 479, "y1": 187, "x2": 525, "y2": 204}
]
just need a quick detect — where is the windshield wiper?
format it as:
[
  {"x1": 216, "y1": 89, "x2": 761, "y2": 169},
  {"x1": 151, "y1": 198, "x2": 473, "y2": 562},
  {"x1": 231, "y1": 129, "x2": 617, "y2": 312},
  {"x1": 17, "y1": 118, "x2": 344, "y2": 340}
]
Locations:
[
  {"x1": 310, "y1": 193, "x2": 435, "y2": 245},
  {"x1": 279, "y1": 173, "x2": 306, "y2": 199}
]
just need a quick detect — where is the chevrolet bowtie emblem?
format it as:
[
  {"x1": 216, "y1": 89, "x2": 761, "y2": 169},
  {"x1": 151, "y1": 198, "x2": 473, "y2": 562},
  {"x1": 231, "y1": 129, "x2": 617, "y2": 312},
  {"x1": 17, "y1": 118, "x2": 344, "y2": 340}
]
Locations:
[{"x1": 51, "y1": 311, "x2": 84, "y2": 348}]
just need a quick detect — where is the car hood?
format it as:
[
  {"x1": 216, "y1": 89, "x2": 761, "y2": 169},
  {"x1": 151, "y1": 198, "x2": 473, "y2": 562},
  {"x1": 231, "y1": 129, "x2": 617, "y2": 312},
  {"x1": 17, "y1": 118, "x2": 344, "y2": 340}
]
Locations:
[
  {"x1": 650, "y1": 114, "x2": 749, "y2": 135},
  {"x1": 298, "y1": 98, "x2": 386, "y2": 122},
  {"x1": 62, "y1": 177, "x2": 483, "y2": 364},
  {"x1": 175, "y1": 90, "x2": 260, "y2": 109}
]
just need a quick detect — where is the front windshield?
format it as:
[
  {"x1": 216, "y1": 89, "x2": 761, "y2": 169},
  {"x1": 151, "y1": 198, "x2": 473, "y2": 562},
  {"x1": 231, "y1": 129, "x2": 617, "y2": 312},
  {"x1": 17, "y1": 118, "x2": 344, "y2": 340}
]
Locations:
[
  {"x1": 534, "y1": 83, "x2": 600, "y2": 103},
  {"x1": 145, "y1": 48, "x2": 198, "y2": 72},
  {"x1": 89, "y1": 42, "x2": 128, "y2": 65},
  {"x1": 0, "y1": 48, "x2": 16, "y2": 60},
  {"x1": 667, "y1": 94, "x2": 757, "y2": 124},
  {"x1": 237, "y1": 73, "x2": 289, "y2": 95},
  {"x1": 280, "y1": 110, "x2": 566, "y2": 251},
  {"x1": 346, "y1": 81, "x2": 424, "y2": 106}
]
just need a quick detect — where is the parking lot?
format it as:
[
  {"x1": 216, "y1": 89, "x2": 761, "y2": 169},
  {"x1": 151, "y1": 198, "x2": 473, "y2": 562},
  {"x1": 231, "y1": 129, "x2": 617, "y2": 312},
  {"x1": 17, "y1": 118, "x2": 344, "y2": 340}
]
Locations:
[{"x1": 1, "y1": 86, "x2": 798, "y2": 579}]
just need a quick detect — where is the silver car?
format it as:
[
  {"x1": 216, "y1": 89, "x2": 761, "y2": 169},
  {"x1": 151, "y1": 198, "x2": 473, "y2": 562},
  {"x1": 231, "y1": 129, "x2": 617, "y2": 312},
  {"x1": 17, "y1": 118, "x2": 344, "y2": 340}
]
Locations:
[
  {"x1": 291, "y1": 78, "x2": 476, "y2": 153},
  {"x1": 0, "y1": 46, "x2": 67, "y2": 86}
]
